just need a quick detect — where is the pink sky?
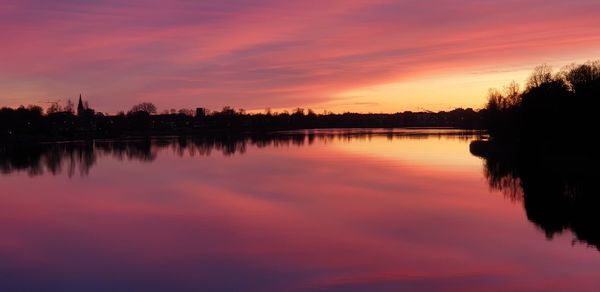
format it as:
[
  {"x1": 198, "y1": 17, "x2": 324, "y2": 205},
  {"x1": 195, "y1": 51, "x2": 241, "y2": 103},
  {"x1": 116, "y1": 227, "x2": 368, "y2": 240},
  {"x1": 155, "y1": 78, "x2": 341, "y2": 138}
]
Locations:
[{"x1": 1, "y1": 0, "x2": 600, "y2": 113}]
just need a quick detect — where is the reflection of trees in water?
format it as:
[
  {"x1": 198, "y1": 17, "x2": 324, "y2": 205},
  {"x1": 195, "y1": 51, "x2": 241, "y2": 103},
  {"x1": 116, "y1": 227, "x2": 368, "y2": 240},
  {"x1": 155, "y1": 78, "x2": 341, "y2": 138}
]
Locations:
[
  {"x1": 0, "y1": 143, "x2": 97, "y2": 177},
  {"x1": 95, "y1": 140, "x2": 157, "y2": 162},
  {"x1": 0, "y1": 130, "x2": 480, "y2": 177},
  {"x1": 479, "y1": 150, "x2": 523, "y2": 203},
  {"x1": 0, "y1": 141, "x2": 155, "y2": 177},
  {"x1": 471, "y1": 141, "x2": 600, "y2": 251}
]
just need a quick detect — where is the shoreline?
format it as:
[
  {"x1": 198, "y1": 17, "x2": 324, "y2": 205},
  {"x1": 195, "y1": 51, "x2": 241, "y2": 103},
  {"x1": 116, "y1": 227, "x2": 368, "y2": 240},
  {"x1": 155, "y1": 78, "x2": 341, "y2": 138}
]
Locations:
[{"x1": 1, "y1": 126, "x2": 485, "y2": 144}]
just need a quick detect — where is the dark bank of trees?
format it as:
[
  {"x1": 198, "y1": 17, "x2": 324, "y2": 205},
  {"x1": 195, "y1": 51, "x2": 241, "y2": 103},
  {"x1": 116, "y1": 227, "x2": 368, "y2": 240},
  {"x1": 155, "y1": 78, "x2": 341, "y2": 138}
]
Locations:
[
  {"x1": 0, "y1": 99, "x2": 483, "y2": 142},
  {"x1": 480, "y1": 60, "x2": 600, "y2": 156}
]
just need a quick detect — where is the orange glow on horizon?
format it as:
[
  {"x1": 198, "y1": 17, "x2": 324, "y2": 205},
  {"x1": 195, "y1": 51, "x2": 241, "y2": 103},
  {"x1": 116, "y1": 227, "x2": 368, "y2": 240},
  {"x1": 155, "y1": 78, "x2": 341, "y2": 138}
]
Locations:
[{"x1": 1, "y1": 1, "x2": 600, "y2": 113}]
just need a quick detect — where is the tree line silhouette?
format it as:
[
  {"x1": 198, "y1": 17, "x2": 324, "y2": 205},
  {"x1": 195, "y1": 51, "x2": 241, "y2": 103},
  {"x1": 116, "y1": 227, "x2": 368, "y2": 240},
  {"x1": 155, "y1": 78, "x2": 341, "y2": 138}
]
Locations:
[
  {"x1": 1, "y1": 97, "x2": 483, "y2": 142},
  {"x1": 481, "y1": 60, "x2": 599, "y2": 154},
  {"x1": 472, "y1": 60, "x2": 600, "y2": 197},
  {"x1": 2, "y1": 59, "x2": 597, "y2": 145}
]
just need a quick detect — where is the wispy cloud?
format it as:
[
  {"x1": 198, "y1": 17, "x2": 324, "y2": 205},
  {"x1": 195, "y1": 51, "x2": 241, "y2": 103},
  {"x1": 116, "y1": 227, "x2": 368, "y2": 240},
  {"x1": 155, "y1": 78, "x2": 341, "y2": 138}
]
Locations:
[{"x1": 1, "y1": 0, "x2": 600, "y2": 112}]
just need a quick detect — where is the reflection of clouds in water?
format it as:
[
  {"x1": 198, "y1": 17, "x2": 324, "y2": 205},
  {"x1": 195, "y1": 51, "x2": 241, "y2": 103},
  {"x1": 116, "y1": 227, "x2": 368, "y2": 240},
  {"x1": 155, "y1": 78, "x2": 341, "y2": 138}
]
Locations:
[
  {"x1": 1, "y1": 131, "x2": 599, "y2": 291},
  {"x1": 333, "y1": 134, "x2": 481, "y2": 171}
]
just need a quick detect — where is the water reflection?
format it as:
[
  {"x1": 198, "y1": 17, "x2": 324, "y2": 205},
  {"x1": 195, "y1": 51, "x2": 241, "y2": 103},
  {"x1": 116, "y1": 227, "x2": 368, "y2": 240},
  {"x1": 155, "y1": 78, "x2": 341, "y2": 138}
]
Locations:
[
  {"x1": 1, "y1": 129, "x2": 480, "y2": 177},
  {"x1": 2, "y1": 130, "x2": 599, "y2": 291},
  {"x1": 471, "y1": 142, "x2": 600, "y2": 251}
]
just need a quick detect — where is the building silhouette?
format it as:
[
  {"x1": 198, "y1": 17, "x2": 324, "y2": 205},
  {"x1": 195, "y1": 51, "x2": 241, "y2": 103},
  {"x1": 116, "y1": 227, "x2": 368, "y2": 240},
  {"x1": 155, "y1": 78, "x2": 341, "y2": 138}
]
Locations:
[{"x1": 77, "y1": 94, "x2": 85, "y2": 117}]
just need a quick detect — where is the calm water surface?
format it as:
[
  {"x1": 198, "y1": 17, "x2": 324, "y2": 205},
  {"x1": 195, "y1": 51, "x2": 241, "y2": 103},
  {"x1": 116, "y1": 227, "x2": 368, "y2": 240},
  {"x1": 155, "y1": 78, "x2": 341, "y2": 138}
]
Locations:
[{"x1": 1, "y1": 129, "x2": 599, "y2": 291}]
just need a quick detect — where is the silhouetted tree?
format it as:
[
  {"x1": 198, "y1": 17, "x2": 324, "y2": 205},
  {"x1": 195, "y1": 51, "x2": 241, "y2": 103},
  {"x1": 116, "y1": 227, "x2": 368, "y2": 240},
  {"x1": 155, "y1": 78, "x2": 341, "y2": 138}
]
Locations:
[
  {"x1": 483, "y1": 60, "x2": 599, "y2": 148},
  {"x1": 65, "y1": 100, "x2": 75, "y2": 114},
  {"x1": 130, "y1": 102, "x2": 157, "y2": 114},
  {"x1": 526, "y1": 64, "x2": 554, "y2": 89},
  {"x1": 46, "y1": 103, "x2": 62, "y2": 115},
  {"x1": 218, "y1": 106, "x2": 236, "y2": 116}
]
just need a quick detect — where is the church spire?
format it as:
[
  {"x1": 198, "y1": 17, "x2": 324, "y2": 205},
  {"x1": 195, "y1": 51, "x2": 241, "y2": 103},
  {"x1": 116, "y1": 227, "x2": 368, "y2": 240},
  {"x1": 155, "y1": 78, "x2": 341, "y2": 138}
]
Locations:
[{"x1": 77, "y1": 94, "x2": 85, "y2": 116}]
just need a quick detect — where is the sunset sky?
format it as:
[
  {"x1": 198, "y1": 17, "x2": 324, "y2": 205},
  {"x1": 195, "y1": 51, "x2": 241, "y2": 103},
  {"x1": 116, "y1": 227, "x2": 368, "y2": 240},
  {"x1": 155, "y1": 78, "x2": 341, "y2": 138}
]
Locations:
[{"x1": 1, "y1": 0, "x2": 600, "y2": 113}]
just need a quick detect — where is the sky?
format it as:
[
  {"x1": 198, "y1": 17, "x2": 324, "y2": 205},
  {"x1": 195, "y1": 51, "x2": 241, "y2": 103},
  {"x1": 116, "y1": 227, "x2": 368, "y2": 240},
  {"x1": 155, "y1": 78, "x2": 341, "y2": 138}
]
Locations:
[{"x1": 1, "y1": 0, "x2": 600, "y2": 113}]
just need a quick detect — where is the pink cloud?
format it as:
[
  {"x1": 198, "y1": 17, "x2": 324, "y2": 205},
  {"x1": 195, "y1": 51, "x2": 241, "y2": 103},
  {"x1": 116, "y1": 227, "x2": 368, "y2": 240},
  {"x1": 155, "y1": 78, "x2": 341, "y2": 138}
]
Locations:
[{"x1": 1, "y1": 0, "x2": 600, "y2": 112}]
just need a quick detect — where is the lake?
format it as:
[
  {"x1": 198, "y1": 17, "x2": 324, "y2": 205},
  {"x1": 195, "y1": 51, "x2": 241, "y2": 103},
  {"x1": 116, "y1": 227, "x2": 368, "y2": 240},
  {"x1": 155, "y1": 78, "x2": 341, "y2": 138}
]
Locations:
[{"x1": 1, "y1": 129, "x2": 599, "y2": 291}]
